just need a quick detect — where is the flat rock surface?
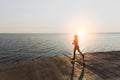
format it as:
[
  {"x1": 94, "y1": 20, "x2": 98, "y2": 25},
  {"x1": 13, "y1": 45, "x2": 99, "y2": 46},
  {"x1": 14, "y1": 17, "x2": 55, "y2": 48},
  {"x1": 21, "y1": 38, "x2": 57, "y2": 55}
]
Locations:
[{"x1": 0, "y1": 51, "x2": 119, "y2": 80}]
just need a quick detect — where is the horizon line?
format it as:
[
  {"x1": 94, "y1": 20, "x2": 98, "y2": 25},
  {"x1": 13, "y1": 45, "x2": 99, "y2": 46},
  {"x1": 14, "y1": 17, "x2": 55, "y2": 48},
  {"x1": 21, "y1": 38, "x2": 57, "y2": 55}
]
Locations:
[{"x1": 0, "y1": 32, "x2": 120, "y2": 34}]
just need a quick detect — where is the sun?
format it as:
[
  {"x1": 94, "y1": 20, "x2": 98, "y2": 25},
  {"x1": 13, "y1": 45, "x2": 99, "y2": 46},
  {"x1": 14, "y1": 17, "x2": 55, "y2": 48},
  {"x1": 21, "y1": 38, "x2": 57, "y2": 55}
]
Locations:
[
  {"x1": 76, "y1": 29, "x2": 88, "y2": 39},
  {"x1": 79, "y1": 30, "x2": 87, "y2": 37}
]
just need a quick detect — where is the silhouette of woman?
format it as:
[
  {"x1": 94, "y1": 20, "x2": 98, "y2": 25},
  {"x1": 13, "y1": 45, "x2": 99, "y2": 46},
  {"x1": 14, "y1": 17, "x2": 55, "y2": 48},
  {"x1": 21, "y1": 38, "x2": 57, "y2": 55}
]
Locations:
[{"x1": 72, "y1": 34, "x2": 84, "y2": 60}]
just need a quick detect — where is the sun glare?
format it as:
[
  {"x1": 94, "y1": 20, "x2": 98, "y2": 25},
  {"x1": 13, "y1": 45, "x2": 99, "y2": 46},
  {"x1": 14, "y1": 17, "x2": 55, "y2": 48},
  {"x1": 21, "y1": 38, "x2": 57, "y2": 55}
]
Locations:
[
  {"x1": 75, "y1": 28, "x2": 88, "y2": 40},
  {"x1": 78, "y1": 30, "x2": 87, "y2": 37}
]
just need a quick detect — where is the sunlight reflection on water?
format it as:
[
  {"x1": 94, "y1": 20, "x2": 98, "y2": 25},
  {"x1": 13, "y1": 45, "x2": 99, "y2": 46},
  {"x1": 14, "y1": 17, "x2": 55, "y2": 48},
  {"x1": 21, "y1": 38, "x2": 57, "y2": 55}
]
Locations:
[{"x1": 0, "y1": 33, "x2": 120, "y2": 62}]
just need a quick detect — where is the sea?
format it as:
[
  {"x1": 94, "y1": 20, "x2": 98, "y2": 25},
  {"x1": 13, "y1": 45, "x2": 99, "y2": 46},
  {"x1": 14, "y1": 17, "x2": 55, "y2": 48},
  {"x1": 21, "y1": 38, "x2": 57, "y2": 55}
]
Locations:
[{"x1": 0, "y1": 33, "x2": 120, "y2": 63}]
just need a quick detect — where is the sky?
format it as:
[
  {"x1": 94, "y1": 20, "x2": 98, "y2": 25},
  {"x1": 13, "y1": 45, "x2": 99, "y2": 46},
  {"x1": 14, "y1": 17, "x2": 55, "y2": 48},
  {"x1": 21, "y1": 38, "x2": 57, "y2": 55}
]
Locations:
[{"x1": 0, "y1": 0, "x2": 120, "y2": 33}]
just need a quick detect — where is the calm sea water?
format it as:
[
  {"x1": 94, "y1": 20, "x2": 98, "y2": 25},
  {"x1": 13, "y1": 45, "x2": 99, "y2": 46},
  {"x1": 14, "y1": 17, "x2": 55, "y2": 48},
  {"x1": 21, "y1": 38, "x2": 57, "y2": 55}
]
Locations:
[{"x1": 0, "y1": 33, "x2": 120, "y2": 63}]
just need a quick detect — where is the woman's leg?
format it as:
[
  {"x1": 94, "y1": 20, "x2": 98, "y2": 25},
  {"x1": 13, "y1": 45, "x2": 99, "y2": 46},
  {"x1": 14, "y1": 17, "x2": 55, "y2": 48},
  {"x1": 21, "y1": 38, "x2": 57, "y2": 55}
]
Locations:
[
  {"x1": 73, "y1": 47, "x2": 76, "y2": 60},
  {"x1": 78, "y1": 48, "x2": 84, "y2": 59}
]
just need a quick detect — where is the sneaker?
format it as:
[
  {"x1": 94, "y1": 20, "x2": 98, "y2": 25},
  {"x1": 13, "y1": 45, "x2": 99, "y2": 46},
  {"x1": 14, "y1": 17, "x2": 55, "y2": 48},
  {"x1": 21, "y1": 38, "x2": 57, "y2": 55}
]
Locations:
[{"x1": 72, "y1": 58, "x2": 75, "y2": 60}]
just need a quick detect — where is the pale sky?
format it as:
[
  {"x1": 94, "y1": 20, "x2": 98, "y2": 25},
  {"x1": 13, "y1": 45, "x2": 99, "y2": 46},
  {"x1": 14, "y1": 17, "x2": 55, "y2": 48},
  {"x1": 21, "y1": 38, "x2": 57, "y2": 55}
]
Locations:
[{"x1": 0, "y1": 0, "x2": 120, "y2": 33}]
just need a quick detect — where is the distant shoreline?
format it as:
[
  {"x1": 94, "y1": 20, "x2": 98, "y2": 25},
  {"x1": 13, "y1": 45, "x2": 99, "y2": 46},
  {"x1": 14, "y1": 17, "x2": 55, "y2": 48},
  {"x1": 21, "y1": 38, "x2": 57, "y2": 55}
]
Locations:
[{"x1": 0, "y1": 32, "x2": 120, "y2": 34}]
